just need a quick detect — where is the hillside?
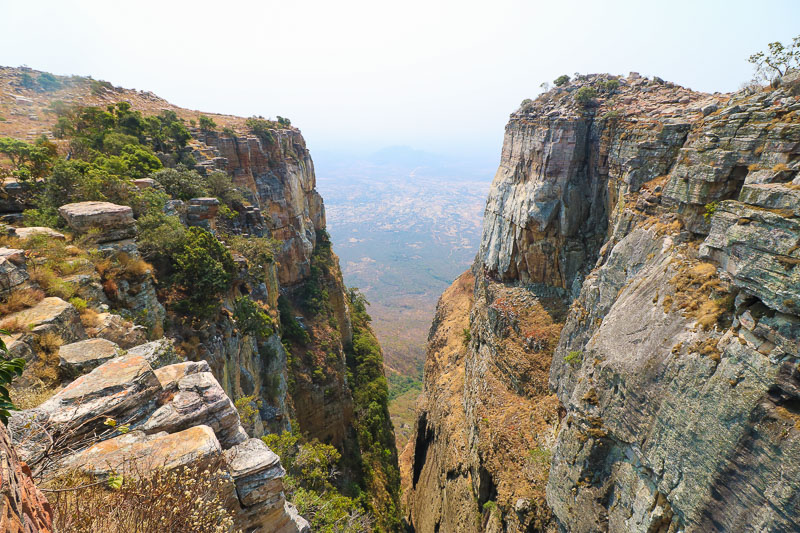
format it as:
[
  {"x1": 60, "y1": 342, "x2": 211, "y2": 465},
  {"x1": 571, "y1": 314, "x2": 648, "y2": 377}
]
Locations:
[
  {"x1": 402, "y1": 70, "x2": 800, "y2": 532},
  {"x1": 0, "y1": 66, "x2": 400, "y2": 531}
]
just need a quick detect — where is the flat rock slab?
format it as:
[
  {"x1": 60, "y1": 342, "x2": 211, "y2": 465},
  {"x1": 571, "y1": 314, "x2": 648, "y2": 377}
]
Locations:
[
  {"x1": 141, "y1": 371, "x2": 246, "y2": 449},
  {"x1": 126, "y1": 338, "x2": 180, "y2": 369},
  {"x1": 69, "y1": 425, "x2": 221, "y2": 475},
  {"x1": 14, "y1": 227, "x2": 65, "y2": 241},
  {"x1": 58, "y1": 202, "x2": 135, "y2": 242},
  {"x1": 3, "y1": 297, "x2": 86, "y2": 343},
  {"x1": 58, "y1": 338, "x2": 121, "y2": 377},
  {"x1": 154, "y1": 360, "x2": 211, "y2": 390},
  {"x1": 223, "y1": 438, "x2": 284, "y2": 507}
]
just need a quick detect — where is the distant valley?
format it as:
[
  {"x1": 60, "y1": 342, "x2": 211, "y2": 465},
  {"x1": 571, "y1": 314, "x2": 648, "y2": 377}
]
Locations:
[{"x1": 315, "y1": 147, "x2": 493, "y2": 446}]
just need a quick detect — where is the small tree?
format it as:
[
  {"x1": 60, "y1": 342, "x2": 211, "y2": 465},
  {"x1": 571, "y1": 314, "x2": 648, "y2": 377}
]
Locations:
[
  {"x1": 554, "y1": 74, "x2": 570, "y2": 86},
  {"x1": 749, "y1": 35, "x2": 800, "y2": 83},
  {"x1": 574, "y1": 86, "x2": 598, "y2": 106},
  {"x1": 198, "y1": 115, "x2": 217, "y2": 131}
]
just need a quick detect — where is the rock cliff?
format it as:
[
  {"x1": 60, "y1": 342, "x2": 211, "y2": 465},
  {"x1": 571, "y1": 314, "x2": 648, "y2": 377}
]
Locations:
[{"x1": 404, "y1": 71, "x2": 800, "y2": 532}]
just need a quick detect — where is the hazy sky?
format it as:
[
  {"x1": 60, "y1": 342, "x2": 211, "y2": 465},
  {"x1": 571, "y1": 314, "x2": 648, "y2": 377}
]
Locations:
[{"x1": 2, "y1": 0, "x2": 799, "y2": 162}]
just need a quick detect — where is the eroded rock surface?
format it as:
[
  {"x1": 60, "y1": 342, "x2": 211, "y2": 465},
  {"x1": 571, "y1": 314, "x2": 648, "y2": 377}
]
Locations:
[{"x1": 407, "y1": 72, "x2": 800, "y2": 532}]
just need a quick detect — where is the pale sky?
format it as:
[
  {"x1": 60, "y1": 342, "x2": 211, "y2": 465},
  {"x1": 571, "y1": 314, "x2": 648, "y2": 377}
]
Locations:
[{"x1": 2, "y1": 0, "x2": 799, "y2": 162}]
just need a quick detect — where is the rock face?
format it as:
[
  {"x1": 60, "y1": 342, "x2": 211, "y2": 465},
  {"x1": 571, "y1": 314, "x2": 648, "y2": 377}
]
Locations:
[
  {"x1": 58, "y1": 338, "x2": 121, "y2": 377},
  {"x1": 406, "y1": 72, "x2": 800, "y2": 532},
  {"x1": 0, "y1": 424, "x2": 52, "y2": 533},
  {"x1": 57, "y1": 201, "x2": 136, "y2": 243},
  {"x1": 194, "y1": 130, "x2": 325, "y2": 285},
  {"x1": 10, "y1": 353, "x2": 308, "y2": 533}
]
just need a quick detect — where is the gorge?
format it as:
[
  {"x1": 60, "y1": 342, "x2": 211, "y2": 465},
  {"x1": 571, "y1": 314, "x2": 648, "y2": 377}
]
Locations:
[{"x1": 1, "y1": 59, "x2": 800, "y2": 533}]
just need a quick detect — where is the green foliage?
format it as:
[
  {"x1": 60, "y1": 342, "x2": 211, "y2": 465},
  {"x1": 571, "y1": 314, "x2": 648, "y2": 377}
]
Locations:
[
  {"x1": 0, "y1": 135, "x2": 58, "y2": 183},
  {"x1": 599, "y1": 79, "x2": 620, "y2": 93},
  {"x1": 228, "y1": 235, "x2": 279, "y2": 281},
  {"x1": 564, "y1": 350, "x2": 583, "y2": 367},
  {"x1": 601, "y1": 109, "x2": 621, "y2": 122},
  {"x1": 221, "y1": 127, "x2": 236, "y2": 137},
  {"x1": 554, "y1": 74, "x2": 570, "y2": 86},
  {"x1": 234, "y1": 394, "x2": 262, "y2": 429},
  {"x1": 245, "y1": 117, "x2": 278, "y2": 146},
  {"x1": 0, "y1": 329, "x2": 27, "y2": 424},
  {"x1": 198, "y1": 115, "x2": 217, "y2": 131},
  {"x1": 136, "y1": 212, "x2": 188, "y2": 269},
  {"x1": 173, "y1": 227, "x2": 235, "y2": 317},
  {"x1": 278, "y1": 296, "x2": 310, "y2": 343},
  {"x1": 483, "y1": 500, "x2": 498, "y2": 515},
  {"x1": 387, "y1": 373, "x2": 422, "y2": 402},
  {"x1": 233, "y1": 296, "x2": 274, "y2": 338},
  {"x1": 748, "y1": 35, "x2": 800, "y2": 82},
  {"x1": 461, "y1": 327, "x2": 472, "y2": 346},
  {"x1": 151, "y1": 166, "x2": 207, "y2": 200},
  {"x1": 527, "y1": 446, "x2": 552, "y2": 466},
  {"x1": 704, "y1": 201, "x2": 719, "y2": 222},
  {"x1": 19, "y1": 72, "x2": 36, "y2": 89},
  {"x1": 206, "y1": 170, "x2": 247, "y2": 209},
  {"x1": 574, "y1": 86, "x2": 598, "y2": 106},
  {"x1": 300, "y1": 230, "x2": 334, "y2": 314},
  {"x1": 37, "y1": 72, "x2": 62, "y2": 92},
  {"x1": 344, "y1": 287, "x2": 401, "y2": 531},
  {"x1": 276, "y1": 116, "x2": 291, "y2": 127},
  {"x1": 263, "y1": 429, "x2": 373, "y2": 532}
]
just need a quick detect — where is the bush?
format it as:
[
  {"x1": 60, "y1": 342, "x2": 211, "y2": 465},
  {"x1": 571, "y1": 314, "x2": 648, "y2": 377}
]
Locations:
[
  {"x1": 198, "y1": 115, "x2": 217, "y2": 131},
  {"x1": 233, "y1": 296, "x2": 274, "y2": 338},
  {"x1": 173, "y1": 227, "x2": 235, "y2": 317},
  {"x1": 574, "y1": 86, "x2": 598, "y2": 106},
  {"x1": 151, "y1": 166, "x2": 207, "y2": 200},
  {"x1": 564, "y1": 350, "x2": 583, "y2": 366},
  {"x1": 0, "y1": 329, "x2": 27, "y2": 423},
  {"x1": 47, "y1": 462, "x2": 237, "y2": 533},
  {"x1": 245, "y1": 117, "x2": 278, "y2": 146},
  {"x1": 279, "y1": 296, "x2": 309, "y2": 344},
  {"x1": 554, "y1": 74, "x2": 570, "y2": 86}
]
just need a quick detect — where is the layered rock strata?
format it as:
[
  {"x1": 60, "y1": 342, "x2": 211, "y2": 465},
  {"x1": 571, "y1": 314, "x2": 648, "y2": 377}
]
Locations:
[{"x1": 405, "y1": 71, "x2": 800, "y2": 532}]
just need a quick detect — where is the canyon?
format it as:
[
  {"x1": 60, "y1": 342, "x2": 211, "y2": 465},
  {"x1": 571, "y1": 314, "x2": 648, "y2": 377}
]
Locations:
[{"x1": 1, "y1": 62, "x2": 800, "y2": 533}]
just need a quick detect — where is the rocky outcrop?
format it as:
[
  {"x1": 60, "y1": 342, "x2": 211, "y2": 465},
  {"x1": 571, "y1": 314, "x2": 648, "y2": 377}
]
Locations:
[
  {"x1": 0, "y1": 424, "x2": 52, "y2": 533},
  {"x1": 58, "y1": 338, "x2": 121, "y2": 377},
  {"x1": 58, "y1": 201, "x2": 136, "y2": 243},
  {"x1": 194, "y1": 130, "x2": 325, "y2": 285},
  {"x1": 407, "y1": 72, "x2": 800, "y2": 532},
  {"x1": 9, "y1": 352, "x2": 308, "y2": 533}
]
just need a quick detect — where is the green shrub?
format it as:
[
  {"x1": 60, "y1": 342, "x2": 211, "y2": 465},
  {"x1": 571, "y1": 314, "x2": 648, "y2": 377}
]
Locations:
[
  {"x1": 198, "y1": 115, "x2": 217, "y2": 131},
  {"x1": 703, "y1": 201, "x2": 719, "y2": 222},
  {"x1": 0, "y1": 329, "x2": 27, "y2": 423},
  {"x1": 151, "y1": 166, "x2": 208, "y2": 200},
  {"x1": 278, "y1": 296, "x2": 309, "y2": 344},
  {"x1": 564, "y1": 350, "x2": 583, "y2": 366},
  {"x1": 600, "y1": 79, "x2": 620, "y2": 93},
  {"x1": 37, "y1": 72, "x2": 61, "y2": 92},
  {"x1": 462, "y1": 327, "x2": 472, "y2": 346},
  {"x1": 554, "y1": 74, "x2": 570, "y2": 86},
  {"x1": 233, "y1": 296, "x2": 274, "y2": 338},
  {"x1": 173, "y1": 227, "x2": 235, "y2": 317},
  {"x1": 483, "y1": 500, "x2": 498, "y2": 515},
  {"x1": 245, "y1": 117, "x2": 278, "y2": 146},
  {"x1": 574, "y1": 86, "x2": 598, "y2": 106}
]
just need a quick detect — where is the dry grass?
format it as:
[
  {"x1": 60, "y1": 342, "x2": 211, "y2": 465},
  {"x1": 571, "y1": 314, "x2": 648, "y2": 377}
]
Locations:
[
  {"x1": 46, "y1": 461, "x2": 240, "y2": 533},
  {"x1": 0, "y1": 288, "x2": 45, "y2": 315},
  {"x1": 79, "y1": 308, "x2": 102, "y2": 328},
  {"x1": 0, "y1": 317, "x2": 27, "y2": 333},
  {"x1": 665, "y1": 261, "x2": 733, "y2": 330},
  {"x1": 690, "y1": 337, "x2": 722, "y2": 363},
  {"x1": 177, "y1": 335, "x2": 201, "y2": 359},
  {"x1": 11, "y1": 384, "x2": 59, "y2": 410},
  {"x1": 29, "y1": 266, "x2": 77, "y2": 300}
]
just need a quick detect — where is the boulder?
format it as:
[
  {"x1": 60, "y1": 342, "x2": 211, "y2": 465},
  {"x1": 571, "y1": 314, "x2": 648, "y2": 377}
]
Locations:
[
  {"x1": 13, "y1": 227, "x2": 65, "y2": 241},
  {"x1": 154, "y1": 360, "x2": 211, "y2": 390},
  {"x1": 84, "y1": 312, "x2": 146, "y2": 348},
  {"x1": 9, "y1": 355, "x2": 161, "y2": 465},
  {"x1": 0, "y1": 254, "x2": 28, "y2": 294},
  {"x1": 126, "y1": 338, "x2": 180, "y2": 369},
  {"x1": 57, "y1": 202, "x2": 136, "y2": 243},
  {"x1": 58, "y1": 338, "x2": 121, "y2": 377},
  {"x1": 2, "y1": 297, "x2": 86, "y2": 343},
  {"x1": 132, "y1": 178, "x2": 156, "y2": 190},
  {"x1": 141, "y1": 371, "x2": 247, "y2": 449},
  {"x1": 223, "y1": 438, "x2": 285, "y2": 507},
  {"x1": 66, "y1": 426, "x2": 222, "y2": 475}
]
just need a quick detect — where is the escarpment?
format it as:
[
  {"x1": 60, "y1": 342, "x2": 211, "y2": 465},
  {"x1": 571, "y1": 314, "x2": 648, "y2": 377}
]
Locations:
[
  {"x1": 0, "y1": 67, "x2": 399, "y2": 530},
  {"x1": 405, "y1": 71, "x2": 800, "y2": 532}
]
